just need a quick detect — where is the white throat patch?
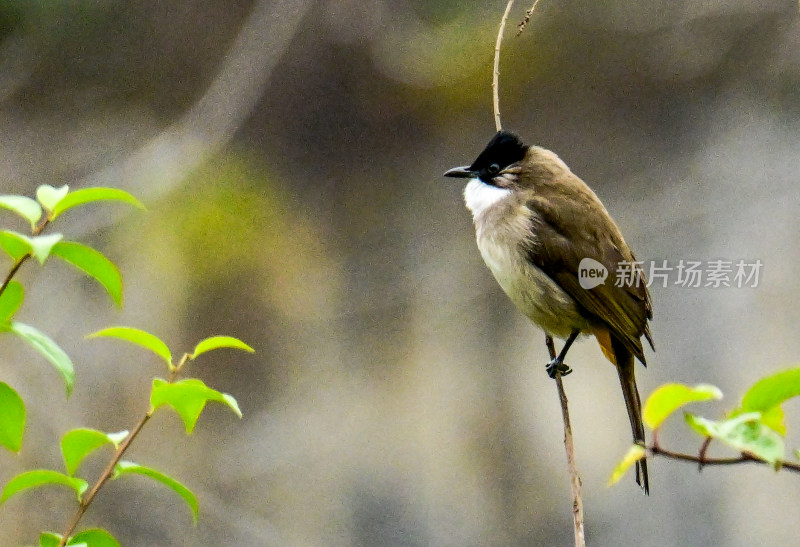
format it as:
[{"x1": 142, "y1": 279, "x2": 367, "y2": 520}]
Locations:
[{"x1": 463, "y1": 178, "x2": 511, "y2": 219}]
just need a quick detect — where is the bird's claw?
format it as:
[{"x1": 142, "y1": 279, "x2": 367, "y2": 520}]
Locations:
[{"x1": 546, "y1": 359, "x2": 572, "y2": 378}]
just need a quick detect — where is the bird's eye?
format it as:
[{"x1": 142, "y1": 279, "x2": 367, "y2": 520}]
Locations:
[{"x1": 487, "y1": 163, "x2": 500, "y2": 176}]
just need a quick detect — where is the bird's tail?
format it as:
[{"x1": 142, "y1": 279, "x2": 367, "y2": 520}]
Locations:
[{"x1": 611, "y1": 337, "x2": 649, "y2": 495}]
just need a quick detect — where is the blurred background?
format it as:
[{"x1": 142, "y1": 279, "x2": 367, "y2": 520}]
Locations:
[{"x1": 0, "y1": 0, "x2": 799, "y2": 545}]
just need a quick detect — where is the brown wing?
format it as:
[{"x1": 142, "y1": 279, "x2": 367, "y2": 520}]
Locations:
[{"x1": 523, "y1": 192, "x2": 654, "y2": 364}]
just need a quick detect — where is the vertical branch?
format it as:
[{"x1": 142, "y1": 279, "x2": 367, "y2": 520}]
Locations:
[
  {"x1": 493, "y1": 0, "x2": 515, "y2": 131},
  {"x1": 546, "y1": 335, "x2": 586, "y2": 547}
]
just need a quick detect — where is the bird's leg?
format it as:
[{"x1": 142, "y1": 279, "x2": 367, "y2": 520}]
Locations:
[{"x1": 546, "y1": 330, "x2": 580, "y2": 378}]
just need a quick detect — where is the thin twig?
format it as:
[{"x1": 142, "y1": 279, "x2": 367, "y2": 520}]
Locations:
[
  {"x1": 0, "y1": 255, "x2": 30, "y2": 299},
  {"x1": 493, "y1": 0, "x2": 515, "y2": 132},
  {"x1": 57, "y1": 355, "x2": 189, "y2": 546},
  {"x1": 517, "y1": 0, "x2": 544, "y2": 36},
  {"x1": 545, "y1": 335, "x2": 585, "y2": 547},
  {"x1": 650, "y1": 441, "x2": 800, "y2": 473},
  {"x1": 697, "y1": 437, "x2": 712, "y2": 471}
]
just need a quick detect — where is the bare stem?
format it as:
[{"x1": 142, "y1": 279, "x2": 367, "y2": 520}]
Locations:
[
  {"x1": 493, "y1": 0, "x2": 515, "y2": 132},
  {"x1": 545, "y1": 335, "x2": 585, "y2": 547},
  {"x1": 56, "y1": 354, "x2": 190, "y2": 546}
]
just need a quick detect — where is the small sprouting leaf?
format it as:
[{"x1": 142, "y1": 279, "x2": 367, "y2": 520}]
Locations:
[
  {"x1": 0, "y1": 195, "x2": 42, "y2": 229},
  {"x1": 643, "y1": 383, "x2": 723, "y2": 430},
  {"x1": 113, "y1": 461, "x2": 198, "y2": 524},
  {"x1": 685, "y1": 412, "x2": 784, "y2": 465},
  {"x1": 0, "y1": 280, "x2": 24, "y2": 321},
  {"x1": 69, "y1": 528, "x2": 122, "y2": 547},
  {"x1": 0, "y1": 231, "x2": 63, "y2": 264},
  {"x1": 36, "y1": 185, "x2": 69, "y2": 213},
  {"x1": 51, "y1": 188, "x2": 145, "y2": 219},
  {"x1": 87, "y1": 326, "x2": 172, "y2": 367},
  {"x1": 741, "y1": 367, "x2": 800, "y2": 413},
  {"x1": 105, "y1": 431, "x2": 129, "y2": 447},
  {"x1": 0, "y1": 230, "x2": 32, "y2": 260},
  {"x1": 28, "y1": 233, "x2": 64, "y2": 264},
  {"x1": 9, "y1": 321, "x2": 74, "y2": 395},
  {"x1": 191, "y1": 335, "x2": 255, "y2": 359},
  {"x1": 0, "y1": 382, "x2": 25, "y2": 452},
  {"x1": 51, "y1": 241, "x2": 123, "y2": 307},
  {"x1": 61, "y1": 428, "x2": 128, "y2": 476},
  {"x1": 0, "y1": 470, "x2": 88, "y2": 504},
  {"x1": 150, "y1": 378, "x2": 242, "y2": 433},
  {"x1": 608, "y1": 444, "x2": 646, "y2": 487}
]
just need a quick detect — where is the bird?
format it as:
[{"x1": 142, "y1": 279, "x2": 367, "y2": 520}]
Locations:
[{"x1": 444, "y1": 130, "x2": 654, "y2": 494}]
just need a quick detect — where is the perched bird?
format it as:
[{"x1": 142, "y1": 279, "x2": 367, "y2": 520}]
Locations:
[{"x1": 444, "y1": 131, "x2": 654, "y2": 493}]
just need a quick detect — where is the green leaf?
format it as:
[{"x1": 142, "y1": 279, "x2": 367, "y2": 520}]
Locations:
[
  {"x1": 685, "y1": 412, "x2": 784, "y2": 465},
  {"x1": 608, "y1": 444, "x2": 646, "y2": 487},
  {"x1": 0, "y1": 231, "x2": 63, "y2": 264},
  {"x1": 0, "y1": 195, "x2": 42, "y2": 229},
  {"x1": 642, "y1": 383, "x2": 723, "y2": 430},
  {"x1": 51, "y1": 241, "x2": 123, "y2": 307},
  {"x1": 150, "y1": 378, "x2": 242, "y2": 433},
  {"x1": 87, "y1": 326, "x2": 172, "y2": 367},
  {"x1": 730, "y1": 368, "x2": 800, "y2": 436},
  {"x1": 113, "y1": 460, "x2": 198, "y2": 524},
  {"x1": 0, "y1": 470, "x2": 88, "y2": 504},
  {"x1": 61, "y1": 428, "x2": 128, "y2": 476},
  {"x1": 51, "y1": 188, "x2": 145, "y2": 220},
  {"x1": 36, "y1": 185, "x2": 69, "y2": 213},
  {"x1": 741, "y1": 367, "x2": 800, "y2": 413},
  {"x1": 69, "y1": 528, "x2": 121, "y2": 547},
  {"x1": 0, "y1": 280, "x2": 24, "y2": 321},
  {"x1": 9, "y1": 321, "x2": 74, "y2": 395},
  {"x1": 757, "y1": 405, "x2": 786, "y2": 436},
  {"x1": 191, "y1": 335, "x2": 255, "y2": 359},
  {"x1": 0, "y1": 230, "x2": 32, "y2": 260},
  {"x1": 39, "y1": 532, "x2": 62, "y2": 547},
  {"x1": 0, "y1": 382, "x2": 25, "y2": 452}
]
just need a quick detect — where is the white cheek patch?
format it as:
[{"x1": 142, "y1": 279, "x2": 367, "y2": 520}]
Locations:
[{"x1": 463, "y1": 178, "x2": 511, "y2": 218}]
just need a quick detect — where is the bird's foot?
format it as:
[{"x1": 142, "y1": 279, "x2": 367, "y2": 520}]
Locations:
[{"x1": 545, "y1": 358, "x2": 572, "y2": 378}]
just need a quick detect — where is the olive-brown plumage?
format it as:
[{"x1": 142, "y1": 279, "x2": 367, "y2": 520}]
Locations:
[{"x1": 445, "y1": 131, "x2": 654, "y2": 493}]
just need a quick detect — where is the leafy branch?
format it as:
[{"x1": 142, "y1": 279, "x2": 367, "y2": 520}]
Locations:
[
  {"x1": 49, "y1": 329, "x2": 253, "y2": 546},
  {"x1": 610, "y1": 368, "x2": 800, "y2": 486},
  {"x1": 0, "y1": 185, "x2": 254, "y2": 546}
]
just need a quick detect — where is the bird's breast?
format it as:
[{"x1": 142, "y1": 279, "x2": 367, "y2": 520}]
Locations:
[{"x1": 471, "y1": 202, "x2": 589, "y2": 339}]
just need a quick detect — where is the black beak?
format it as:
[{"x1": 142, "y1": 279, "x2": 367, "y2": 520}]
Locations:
[{"x1": 443, "y1": 165, "x2": 476, "y2": 178}]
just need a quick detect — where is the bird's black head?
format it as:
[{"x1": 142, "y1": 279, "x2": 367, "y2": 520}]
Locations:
[{"x1": 444, "y1": 131, "x2": 528, "y2": 184}]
